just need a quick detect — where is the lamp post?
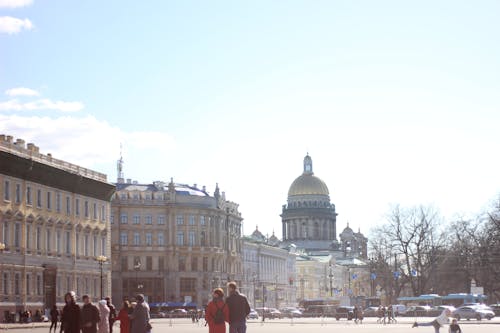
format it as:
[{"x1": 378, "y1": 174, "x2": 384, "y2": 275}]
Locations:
[
  {"x1": 329, "y1": 266, "x2": 334, "y2": 297},
  {"x1": 96, "y1": 255, "x2": 107, "y2": 299},
  {"x1": 134, "y1": 260, "x2": 141, "y2": 295}
]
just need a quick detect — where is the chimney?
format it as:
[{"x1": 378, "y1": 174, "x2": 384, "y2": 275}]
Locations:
[
  {"x1": 127, "y1": 179, "x2": 132, "y2": 184},
  {"x1": 15, "y1": 138, "x2": 26, "y2": 148},
  {"x1": 6, "y1": 135, "x2": 13, "y2": 143}
]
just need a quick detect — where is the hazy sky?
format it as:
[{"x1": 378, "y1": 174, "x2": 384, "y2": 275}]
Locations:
[{"x1": 1, "y1": 0, "x2": 499, "y2": 237}]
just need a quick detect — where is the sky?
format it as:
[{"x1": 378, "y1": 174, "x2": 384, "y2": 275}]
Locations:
[{"x1": 1, "y1": 0, "x2": 500, "y2": 237}]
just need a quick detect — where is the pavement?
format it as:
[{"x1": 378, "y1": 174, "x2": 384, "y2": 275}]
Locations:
[{"x1": 2, "y1": 317, "x2": 500, "y2": 332}]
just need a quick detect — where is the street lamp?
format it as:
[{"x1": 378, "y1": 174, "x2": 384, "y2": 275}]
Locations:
[
  {"x1": 134, "y1": 260, "x2": 141, "y2": 293},
  {"x1": 328, "y1": 266, "x2": 334, "y2": 297},
  {"x1": 96, "y1": 255, "x2": 107, "y2": 299}
]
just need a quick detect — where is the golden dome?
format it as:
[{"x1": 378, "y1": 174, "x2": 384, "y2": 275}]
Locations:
[{"x1": 288, "y1": 173, "x2": 329, "y2": 196}]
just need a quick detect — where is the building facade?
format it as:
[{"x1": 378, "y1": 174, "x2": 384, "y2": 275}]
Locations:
[
  {"x1": 110, "y1": 177, "x2": 243, "y2": 307},
  {"x1": 242, "y1": 228, "x2": 296, "y2": 309},
  {"x1": 0, "y1": 135, "x2": 114, "y2": 321}
]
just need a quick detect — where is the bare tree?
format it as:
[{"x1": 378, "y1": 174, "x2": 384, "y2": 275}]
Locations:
[{"x1": 370, "y1": 205, "x2": 446, "y2": 297}]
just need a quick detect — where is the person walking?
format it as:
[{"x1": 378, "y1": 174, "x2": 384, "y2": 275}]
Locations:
[
  {"x1": 105, "y1": 297, "x2": 117, "y2": 333},
  {"x1": 98, "y1": 300, "x2": 110, "y2": 333},
  {"x1": 205, "y1": 288, "x2": 229, "y2": 333},
  {"x1": 412, "y1": 308, "x2": 452, "y2": 333},
  {"x1": 129, "y1": 294, "x2": 150, "y2": 333},
  {"x1": 225, "y1": 282, "x2": 250, "y2": 333},
  {"x1": 448, "y1": 318, "x2": 462, "y2": 333},
  {"x1": 61, "y1": 291, "x2": 80, "y2": 333},
  {"x1": 49, "y1": 305, "x2": 59, "y2": 333},
  {"x1": 81, "y1": 295, "x2": 100, "y2": 333},
  {"x1": 116, "y1": 300, "x2": 131, "y2": 333}
]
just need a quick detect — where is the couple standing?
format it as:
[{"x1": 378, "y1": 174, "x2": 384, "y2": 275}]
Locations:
[{"x1": 206, "y1": 282, "x2": 250, "y2": 333}]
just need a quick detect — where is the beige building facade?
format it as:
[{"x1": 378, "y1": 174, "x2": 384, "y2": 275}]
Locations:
[
  {"x1": 0, "y1": 135, "x2": 114, "y2": 321},
  {"x1": 111, "y1": 177, "x2": 243, "y2": 307}
]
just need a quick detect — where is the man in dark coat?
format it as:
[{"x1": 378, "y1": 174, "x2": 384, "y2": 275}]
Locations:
[
  {"x1": 105, "y1": 297, "x2": 117, "y2": 333},
  {"x1": 81, "y1": 295, "x2": 100, "y2": 333},
  {"x1": 61, "y1": 291, "x2": 81, "y2": 333},
  {"x1": 130, "y1": 294, "x2": 150, "y2": 333},
  {"x1": 225, "y1": 282, "x2": 251, "y2": 333}
]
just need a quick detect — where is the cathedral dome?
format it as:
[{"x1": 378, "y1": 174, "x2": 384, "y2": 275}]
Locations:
[
  {"x1": 288, "y1": 174, "x2": 329, "y2": 196},
  {"x1": 287, "y1": 154, "x2": 329, "y2": 197}
]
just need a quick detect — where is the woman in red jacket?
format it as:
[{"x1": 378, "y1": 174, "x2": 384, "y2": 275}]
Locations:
[
  {"x1": 205, "y1": 288, "x2": 229, "y2": 333},
  {"x1": 115, "y1": 300, "x2": 131, "y2": 333}
]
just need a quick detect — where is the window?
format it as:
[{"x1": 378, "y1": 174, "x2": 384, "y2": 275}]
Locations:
[
  {"x1": 66, "y1": 276, "x2": 71, "y2": 292},
  {"x1": 180, "y1": 277, "x2": 195, "y2": 292},
  {"x1": 65, "y1": 231, "x2": 71, "y2": 254},
  {"x1": 145, "y1": 233, "x2": 152, "y2": 246},
  {"x1": 146, "y1": 256, "x2": 152, "y2": 270},
  {"x1": 75, "y1": 198, "x2": 80, "y2": 216},
  {"x1": 192, "y1": 257, "x2": 198, "y2": 271},
  {"x1": 26, "y1": 224, "x2": 31, "y2": 249},
  {"x1": 120, "y1": 232, "x2": 128, "y2": 245},
  {"x1": 189, "y1": 215, "x2": 195, "y2": 225},
  {"x1": 188, "y1": 231, "x2": 195, "y2": 246},
  {"x1": 133, "y1": 214, "x2": 140, "y2": 225},
  {"x1": 178, "y1": 257, "x2": 186, "y2": 271},
  {"x1": 176, "y1": 232, "x2": 184, "y2": 246},
  {"x1": 120, "y1": 193, "x2": 127, "y2": 200},
  {"x1": 101, "y1": 237, "x2": 106, "y2": 255},
  {"x1": 37, "y1": 189, "x2": 42, "y2": 207},
  {"x1": 200, "y1": 231, "x2": 206, "y2": 246},
  {"x1": 93, "y1": 235, "x2": 97, "y2": 256},
  {"x1": 84, "y1": 234, "x2": 89, "y2": 256},
  {"x1": 93, "y1": 203, "x2": 97, "y2": 219},
  {"x1": 14, "y1": 223, "x2": 20, "y2": 247},
  {"x1": 2, "y1": 222, "x2": 8, "y2": 246},
  {"x1": 200, "y1": 216, "x2": 206, "y2": 226},
  {"x1": 145, "y1": 215, "x2": 152, "y2": 225},
  {"x1": 56, "y1": 192, "x2": 61, "y2": 212},
  {"x1": 176, "y1": 215, "x2": 184, "y2": 225},
  {"x1": 84, "y1": 201, "x2": 89, "y2": 217},
  {"x1": 26, "y1": 186, "x2": 32, "y2": 205},
  {"x1": 47, "y1": 191, "x2": 52, "y2": 210},
  {"x1": 66, "y1": 196, "x2": 71, "y2": 215},
  {"x1": 76, "y1": 233, "x2": 80, "y2": 256},
  {"x1": 15, "y1": 184, "x2": 21, "y2": 203},
  {"x1": 37, "y1": 275, "x2": 42, "y2": 295},
  {"x1": 120, "y1": 214, "x2": 128, "y2": 224},
  {"x1": 101, "y1": 205, "x2": 106, "y2": 221},
  {"x1": 158, "y1": 257, "x2": 164, "y2": 271},
  {"x1": 157, "y1": 215, "x2": 165, "y2": 225},
  {"x1": 3, "y1": 180, "x2": 10, "y2": 201},
  {"x1": 110, "y1": 214, "x2": 114, "y2": 224},
  {"x1": 56, "y1": 231, "x2": 61, "y2": 254},
  {"x1": 26, "y1": 274, "x2": 31, "y2": 295},
  {"x1": 46, "y1": 229, "x2": 51, "y2": 252},
  {"x1": 36, "y1": 226, "x2": 41, "y2": 251},
  {"x1": 121, "y1": 257, "x2": 128, "y2": 271},
  {"x1": 203, "y1": 257, "x2": 208, "y2": 271},
  {"x1": 133, "y1": 233, "x2": 140, "y2": 246},
  {"x1": 14, "y1": 273, "x2": 20, "y2": 295},
  {"x1": 2, "y1": 273, "x2": 8, "y2": 294},
  {"x1": 158, "y1": 233, "x2": 164, "y2": 246}
]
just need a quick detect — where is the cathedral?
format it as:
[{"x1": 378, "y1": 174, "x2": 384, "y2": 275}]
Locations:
[{"x1": 281, "y1": 154, "x2": 367, "y2": 258}]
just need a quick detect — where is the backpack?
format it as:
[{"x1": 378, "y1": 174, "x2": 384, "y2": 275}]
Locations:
[{"x1": 213, "y1": 303, "x2": 225, "y2": 324}]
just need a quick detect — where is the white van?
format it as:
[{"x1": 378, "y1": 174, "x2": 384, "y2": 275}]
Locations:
[{"x1": 392, "y1": 304, "x2": 407, "y2": 316}]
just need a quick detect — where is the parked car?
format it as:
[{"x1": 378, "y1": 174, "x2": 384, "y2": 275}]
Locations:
[
  {"x1": 280, "y1": 307, "x2": 302, "y2": 318},
  {"x1": 428, "y1": 305, "x2": 456, "y2": 317},
  {"x1": 363, "y1": 307, "x2": 379, "y2": 317},
  {"x1": 452, "y1": 306, "x2": 495, "y2": 321},
  {"x1": 255, "y1": 307, "x2": 282, "y2": 319},
  {"x1": 247, "y1": 309, "x2": 259, "y2": 320},
  {"x1": 391, "y1": 304, "x2": 407, "y2": 316},
  {"x1": 404, "y1": 305, "x2": 432, "y2": 317},
  {"x1": 335, "y1": 306, "x2": 354, "y2": 321},
  {"x1": 169, "y1": 309, "x2": 188, "y2": 318},
  {"x1": 489, "y1": 304, "x2": 500, "y2": 316},
  {"x1": 150, "y1": 311, "x2": 167, "y2": 318}
]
